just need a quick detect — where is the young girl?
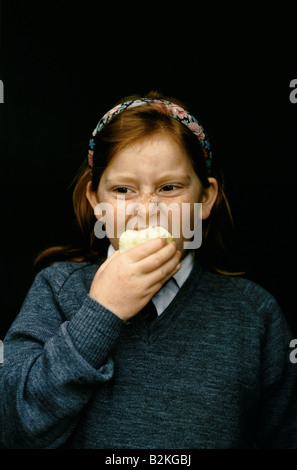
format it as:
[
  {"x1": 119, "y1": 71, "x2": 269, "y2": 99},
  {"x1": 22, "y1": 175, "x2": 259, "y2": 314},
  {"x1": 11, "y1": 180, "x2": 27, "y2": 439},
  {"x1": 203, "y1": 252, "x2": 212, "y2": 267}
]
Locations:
[{"x1": 1, "y1": 91, "x2": 296, "y2": 449}]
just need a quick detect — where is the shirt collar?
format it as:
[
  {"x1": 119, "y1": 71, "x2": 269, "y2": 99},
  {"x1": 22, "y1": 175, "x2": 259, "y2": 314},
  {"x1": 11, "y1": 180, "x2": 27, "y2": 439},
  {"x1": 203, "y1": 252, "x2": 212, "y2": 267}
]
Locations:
[
  {"x1": 173, "y1": 250, "x2": 194, "y2": 288},
  {"x1": 107, "y1": 244, "x2": 194, "y2": 289}
]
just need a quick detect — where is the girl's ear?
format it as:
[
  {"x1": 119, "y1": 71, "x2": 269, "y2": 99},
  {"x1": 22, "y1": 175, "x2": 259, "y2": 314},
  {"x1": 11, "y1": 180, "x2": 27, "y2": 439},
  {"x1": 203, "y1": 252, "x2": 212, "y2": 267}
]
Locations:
[
  {"x1": 201, "y1": 177, "x2": 218, "y2": 220},
  {"x1": 86, "y1": 181, "x2": 102, "y2": 219}
]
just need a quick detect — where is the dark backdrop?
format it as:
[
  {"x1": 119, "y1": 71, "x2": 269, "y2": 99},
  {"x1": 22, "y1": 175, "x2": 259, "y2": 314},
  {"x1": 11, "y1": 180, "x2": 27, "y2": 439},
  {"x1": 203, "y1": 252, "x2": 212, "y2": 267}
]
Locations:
[{"x1": 1, "y1": 3, "x2": 297, "y2": 337}]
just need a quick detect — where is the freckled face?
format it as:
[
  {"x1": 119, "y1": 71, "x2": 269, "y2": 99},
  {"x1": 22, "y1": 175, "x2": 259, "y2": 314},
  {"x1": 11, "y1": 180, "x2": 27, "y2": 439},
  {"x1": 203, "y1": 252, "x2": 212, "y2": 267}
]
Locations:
[{"x1": 97, "y1": 134, "x2": 204, "y2": 254}]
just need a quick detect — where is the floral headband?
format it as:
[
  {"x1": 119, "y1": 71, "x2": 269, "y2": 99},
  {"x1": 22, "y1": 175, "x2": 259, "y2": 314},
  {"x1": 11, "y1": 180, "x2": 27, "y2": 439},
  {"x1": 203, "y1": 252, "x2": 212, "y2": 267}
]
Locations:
[{"x1": 88, "y1": 98, "x2": 212, "y2": 175}]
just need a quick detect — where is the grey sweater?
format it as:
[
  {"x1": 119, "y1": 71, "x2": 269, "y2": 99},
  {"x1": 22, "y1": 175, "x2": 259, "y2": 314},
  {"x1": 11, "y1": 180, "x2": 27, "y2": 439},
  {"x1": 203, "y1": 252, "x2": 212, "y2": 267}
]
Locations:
[{"x1": 1, "y1": 260, "x2": 297, "y2": 449}]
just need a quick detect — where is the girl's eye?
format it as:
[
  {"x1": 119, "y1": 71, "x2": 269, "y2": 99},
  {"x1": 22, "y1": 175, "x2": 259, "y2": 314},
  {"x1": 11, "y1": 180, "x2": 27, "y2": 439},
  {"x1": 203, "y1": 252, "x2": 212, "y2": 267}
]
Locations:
[
  {"x1": 115, "y1": 187, "x2": 132, "y2": 193},
  {"x1": 161, "y1": 185, "x2": 177, "y2": 192}
]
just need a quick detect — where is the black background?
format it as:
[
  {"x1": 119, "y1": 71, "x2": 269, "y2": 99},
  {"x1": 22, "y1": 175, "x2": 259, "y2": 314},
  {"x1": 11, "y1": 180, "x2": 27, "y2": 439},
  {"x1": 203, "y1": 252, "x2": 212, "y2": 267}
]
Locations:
[{"x1": 1, "y1": 3, "x2": 297, "y2": 337}]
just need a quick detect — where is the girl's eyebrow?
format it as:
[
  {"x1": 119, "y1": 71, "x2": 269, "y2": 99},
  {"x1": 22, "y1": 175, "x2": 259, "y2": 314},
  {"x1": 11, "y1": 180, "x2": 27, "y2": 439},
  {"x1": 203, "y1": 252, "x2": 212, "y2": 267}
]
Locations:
[
  {"x1": 104, "y1": 174, "x2": 192, "y2": 184},
  {"x1": 104, "y1": 175, "x2": 138, "y2": 184},
  {"x1": 156, "y1": 174, "x2": 192, "y2": 184}
]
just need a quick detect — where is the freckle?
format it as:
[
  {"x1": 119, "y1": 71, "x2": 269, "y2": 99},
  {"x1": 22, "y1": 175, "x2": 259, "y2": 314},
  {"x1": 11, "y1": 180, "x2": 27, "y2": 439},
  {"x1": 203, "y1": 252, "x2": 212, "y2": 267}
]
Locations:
[{"x1": 141, "y1": 192, "x2": 155, "y2": 203}]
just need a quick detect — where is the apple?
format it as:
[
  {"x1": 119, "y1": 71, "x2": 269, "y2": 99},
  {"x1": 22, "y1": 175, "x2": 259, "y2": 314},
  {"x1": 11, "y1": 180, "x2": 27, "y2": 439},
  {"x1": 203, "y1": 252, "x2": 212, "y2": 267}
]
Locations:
[{"x1": 119, "y1": 226, "x2": 174, "y2": 253}]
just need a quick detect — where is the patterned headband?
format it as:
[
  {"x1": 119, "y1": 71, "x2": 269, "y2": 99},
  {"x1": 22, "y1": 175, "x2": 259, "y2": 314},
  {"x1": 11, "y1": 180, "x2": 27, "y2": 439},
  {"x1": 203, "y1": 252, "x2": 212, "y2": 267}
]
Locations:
[{"x1": 88, "y1": 98, "x2": 212, "y2": 175}]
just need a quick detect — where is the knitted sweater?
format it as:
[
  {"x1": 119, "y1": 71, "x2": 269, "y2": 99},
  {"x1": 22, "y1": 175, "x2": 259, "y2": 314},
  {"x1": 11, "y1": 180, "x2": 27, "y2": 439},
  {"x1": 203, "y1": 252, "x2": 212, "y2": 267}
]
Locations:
[{"x1": 1, "y1": 260, "x2": 296, "y2": 449}]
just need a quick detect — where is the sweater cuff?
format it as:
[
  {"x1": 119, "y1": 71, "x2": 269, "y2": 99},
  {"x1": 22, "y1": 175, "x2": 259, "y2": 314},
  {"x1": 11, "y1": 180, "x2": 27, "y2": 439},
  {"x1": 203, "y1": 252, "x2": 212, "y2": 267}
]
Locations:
[{"x1": 67, "y1": 294, "x2": 125, "y2": 369}]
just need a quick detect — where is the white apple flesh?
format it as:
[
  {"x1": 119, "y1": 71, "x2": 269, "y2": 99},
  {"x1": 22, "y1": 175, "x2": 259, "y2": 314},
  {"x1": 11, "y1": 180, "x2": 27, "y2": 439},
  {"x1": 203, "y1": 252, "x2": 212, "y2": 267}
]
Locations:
[{"x1": 119, "y1": 226, "x2": 174, "y2": 253}]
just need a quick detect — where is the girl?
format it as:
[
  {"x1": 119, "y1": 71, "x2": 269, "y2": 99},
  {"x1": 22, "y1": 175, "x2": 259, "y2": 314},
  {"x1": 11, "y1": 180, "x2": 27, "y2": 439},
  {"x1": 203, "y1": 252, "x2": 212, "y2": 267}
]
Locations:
[{"x1": 1, "y1": 92, "x2": 296, "y2": 449}]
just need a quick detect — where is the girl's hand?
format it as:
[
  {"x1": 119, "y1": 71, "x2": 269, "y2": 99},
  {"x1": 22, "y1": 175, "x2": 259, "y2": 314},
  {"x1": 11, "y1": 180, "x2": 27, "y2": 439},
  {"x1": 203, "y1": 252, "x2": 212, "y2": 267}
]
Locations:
[{"x1": 89, "y1": 238, "x2": 182, "y2": 321}]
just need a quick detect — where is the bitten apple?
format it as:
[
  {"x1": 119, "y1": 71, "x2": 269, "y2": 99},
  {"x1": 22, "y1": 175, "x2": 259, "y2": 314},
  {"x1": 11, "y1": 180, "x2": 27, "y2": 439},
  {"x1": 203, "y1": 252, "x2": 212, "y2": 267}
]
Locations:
[{"x1": 119, "y1": 226, "x2": 174, "y2": 253}]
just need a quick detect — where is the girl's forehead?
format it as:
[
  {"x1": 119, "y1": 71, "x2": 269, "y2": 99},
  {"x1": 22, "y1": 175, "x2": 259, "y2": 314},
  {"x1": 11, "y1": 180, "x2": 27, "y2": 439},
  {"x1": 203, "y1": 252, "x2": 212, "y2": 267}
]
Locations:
[{"x1": 108, "y1": 134, "x2": 193, "y2": 172}]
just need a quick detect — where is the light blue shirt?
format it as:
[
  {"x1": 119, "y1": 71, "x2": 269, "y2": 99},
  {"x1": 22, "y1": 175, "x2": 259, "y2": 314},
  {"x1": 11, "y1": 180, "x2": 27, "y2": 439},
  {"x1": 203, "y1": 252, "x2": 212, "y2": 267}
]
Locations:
[{"x1": 107, "y1": 245, "x2": 194, "y2": 316}]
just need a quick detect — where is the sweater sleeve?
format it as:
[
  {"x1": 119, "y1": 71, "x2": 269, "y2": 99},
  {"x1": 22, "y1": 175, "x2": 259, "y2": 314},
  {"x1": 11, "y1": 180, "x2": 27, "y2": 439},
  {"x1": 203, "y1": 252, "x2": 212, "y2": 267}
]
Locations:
[
  {"x1": 246, "y1": 284, "x2": 297, "y2": 448},
  {"x1": 0, "y1": 265, "x2": 125, "y2": 449}
]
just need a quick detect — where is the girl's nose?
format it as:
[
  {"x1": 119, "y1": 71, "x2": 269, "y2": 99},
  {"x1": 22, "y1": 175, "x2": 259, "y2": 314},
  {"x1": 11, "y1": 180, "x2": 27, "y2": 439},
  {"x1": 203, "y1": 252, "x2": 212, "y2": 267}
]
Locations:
[
  {"x1": 140, "y1": 191, "x2": 159, "y2": 204},
  {"x1": 126, "y1": 193, "x2": 161, "y2": 228}
]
